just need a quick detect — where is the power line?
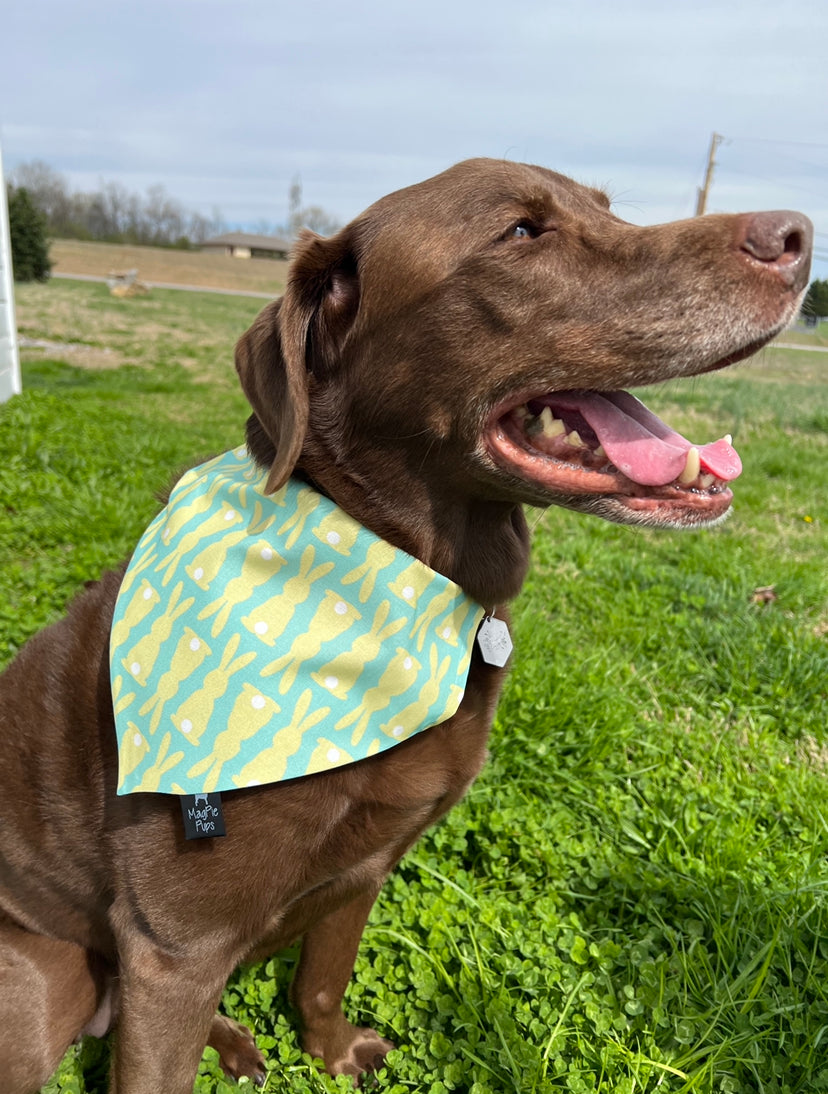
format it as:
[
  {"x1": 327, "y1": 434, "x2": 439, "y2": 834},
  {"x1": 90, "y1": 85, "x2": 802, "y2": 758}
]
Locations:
[{"x1": 728, "y1": 136, "x2": 828, "y2": 151}]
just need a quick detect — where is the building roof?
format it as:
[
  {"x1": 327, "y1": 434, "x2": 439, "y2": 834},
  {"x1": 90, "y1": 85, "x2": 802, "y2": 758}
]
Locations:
[{"x1": 200, "y1": 232, "x2": 292, "y2": 251}]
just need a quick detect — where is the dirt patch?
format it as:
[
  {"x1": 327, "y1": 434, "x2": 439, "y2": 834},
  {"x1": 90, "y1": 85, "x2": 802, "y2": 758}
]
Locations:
[{"x1": 18, "y1": 337, "x2": 125, "y2": 370}]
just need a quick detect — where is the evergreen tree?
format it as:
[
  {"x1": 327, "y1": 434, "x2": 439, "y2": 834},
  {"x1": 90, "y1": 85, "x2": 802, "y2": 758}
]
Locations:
[
  {"x1": 7, "y1": 185, "x2": 52, "y2": 282},
  {"x1": 802, "y1": 278, "x2": 828, "y2": 319}
]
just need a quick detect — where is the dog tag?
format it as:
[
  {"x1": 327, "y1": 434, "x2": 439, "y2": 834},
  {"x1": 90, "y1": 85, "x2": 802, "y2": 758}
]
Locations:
[
  {"x1": 476, "y1": 616, "x2": 513, "y2": 667},
  {"x1": 180, "y1": 793, "x2": 226, "y2": 840}
]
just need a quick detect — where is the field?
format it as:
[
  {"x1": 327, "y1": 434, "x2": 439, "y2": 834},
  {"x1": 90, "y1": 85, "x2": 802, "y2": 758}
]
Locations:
[
  {"x1": 49, "y1": 238, "x2": 289, "y2": 296},
  {"x1": 2, "y1": 275, "x2": 827, "y2": 1094}
]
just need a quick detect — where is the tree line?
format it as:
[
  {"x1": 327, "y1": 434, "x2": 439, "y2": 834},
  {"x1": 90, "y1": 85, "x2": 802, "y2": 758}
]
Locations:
[{"x1": 9, "y1": 160, "x2": 226, "y2": 249}]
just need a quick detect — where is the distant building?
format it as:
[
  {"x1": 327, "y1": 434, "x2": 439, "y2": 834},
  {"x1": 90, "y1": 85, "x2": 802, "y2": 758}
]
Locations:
[{"x1": 199, "y1": 232, "x2": 291, "y2": 260}]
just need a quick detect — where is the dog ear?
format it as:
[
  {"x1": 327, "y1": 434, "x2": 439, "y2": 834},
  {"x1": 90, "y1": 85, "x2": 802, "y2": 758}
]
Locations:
[{"x1": 235, "y1": 227, "x2": 360, "y2": 494}]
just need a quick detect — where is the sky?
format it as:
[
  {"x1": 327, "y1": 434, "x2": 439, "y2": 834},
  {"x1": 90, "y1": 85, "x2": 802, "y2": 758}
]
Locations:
[{"x1": 1, "y1": 0, "x2": 827, "y2": 279}]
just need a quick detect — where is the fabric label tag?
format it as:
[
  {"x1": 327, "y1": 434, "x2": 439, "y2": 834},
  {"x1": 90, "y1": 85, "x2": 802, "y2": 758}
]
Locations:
[{"x1": 180, "y1": 793, "x2": 226, "y2": 839}]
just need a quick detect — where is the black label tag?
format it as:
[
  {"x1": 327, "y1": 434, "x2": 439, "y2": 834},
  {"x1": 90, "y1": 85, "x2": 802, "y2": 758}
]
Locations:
[{"x1": 180, "y1": 793, "x2": 226, "y2": 839}]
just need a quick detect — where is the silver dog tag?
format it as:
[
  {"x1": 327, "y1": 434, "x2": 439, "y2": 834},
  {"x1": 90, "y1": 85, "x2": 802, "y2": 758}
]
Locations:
[{"x1": 476, "y1": 616, "x2": 513, "y2": 667}]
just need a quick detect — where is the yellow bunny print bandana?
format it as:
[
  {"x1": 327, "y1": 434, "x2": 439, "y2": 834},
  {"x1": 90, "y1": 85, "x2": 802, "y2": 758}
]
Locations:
[{"x1": 111, "y1": 447, "x2": 485, "y2": 796}]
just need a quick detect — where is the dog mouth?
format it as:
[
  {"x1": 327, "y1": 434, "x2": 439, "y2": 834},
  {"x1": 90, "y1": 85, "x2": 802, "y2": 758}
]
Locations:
[{"x1": 485, "y1": 389, "x2": 742, "y2": 526}]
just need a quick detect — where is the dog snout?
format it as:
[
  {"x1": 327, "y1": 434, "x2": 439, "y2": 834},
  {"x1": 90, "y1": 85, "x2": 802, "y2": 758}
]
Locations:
[{"x1": 736, "y1": 210, "x2": 813, "y2": 291}]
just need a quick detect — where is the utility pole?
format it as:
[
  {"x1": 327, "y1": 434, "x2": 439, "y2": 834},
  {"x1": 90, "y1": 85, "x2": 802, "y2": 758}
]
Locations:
[{"x1": 695, "y1": 132, "x2": 723, "y2": 216}]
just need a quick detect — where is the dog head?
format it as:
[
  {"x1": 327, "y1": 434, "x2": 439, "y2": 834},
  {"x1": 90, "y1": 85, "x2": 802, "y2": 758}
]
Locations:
[{"x1": 236, "y1": 158, "x2": 812, "y2": 541}]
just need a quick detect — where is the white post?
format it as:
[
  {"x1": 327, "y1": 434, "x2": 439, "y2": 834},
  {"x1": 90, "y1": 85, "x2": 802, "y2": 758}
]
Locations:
[{"x1": 0, "y1": 142, "x2": 21, "y2": 402}]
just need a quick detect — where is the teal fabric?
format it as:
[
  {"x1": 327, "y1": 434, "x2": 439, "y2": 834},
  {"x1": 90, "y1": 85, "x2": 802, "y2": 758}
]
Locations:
[{"x1": 111, "y1": 448, "x2": 484, "y2": 795}]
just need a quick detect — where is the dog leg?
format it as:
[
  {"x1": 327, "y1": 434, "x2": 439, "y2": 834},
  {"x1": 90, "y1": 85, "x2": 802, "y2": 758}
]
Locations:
[
  {"x1": 0, "y1": 919, "x2": 103, "y2": 1094},
  {"x1": 290, "y1": 888, "x2": 395, "y2": 1079},
  {"x1": 110, "y1": 931, "x2": 235, "y2": 1094}
]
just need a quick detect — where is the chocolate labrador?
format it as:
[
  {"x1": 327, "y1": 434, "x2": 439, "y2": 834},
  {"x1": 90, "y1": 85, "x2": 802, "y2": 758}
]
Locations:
[{"x1": 0, "y1": 158, "x2": 812, "y2": 1093}]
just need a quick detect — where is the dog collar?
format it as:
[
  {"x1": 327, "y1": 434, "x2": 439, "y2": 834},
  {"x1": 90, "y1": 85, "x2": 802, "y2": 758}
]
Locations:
[{"x1": 111, "y1": 447, "x2": 485, "y2": 796}]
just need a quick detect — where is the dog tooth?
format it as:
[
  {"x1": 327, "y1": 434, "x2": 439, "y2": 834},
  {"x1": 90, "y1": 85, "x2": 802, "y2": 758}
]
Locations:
[
  {"x1": 594, "y1": 444, "x2": 606, "y2": 459},
  {"x1": 724, "y1": 434, "x2": 733, "y2": 445},
  {"x1": 566, "y1": 430, "x2": 585, "y2": 447},
  {"x1": 540, "y1": 407, "x2": 566, "y2": 438},
  {"x1": 678, "y1": 447, "x2": 700, "y2": 484},
  {"x1": 699, "y1": 473, "x2": 716, "y2": 489}
]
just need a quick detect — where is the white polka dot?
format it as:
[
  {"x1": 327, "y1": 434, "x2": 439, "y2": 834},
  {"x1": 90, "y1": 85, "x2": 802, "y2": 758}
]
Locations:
[
  {"x1": 190, "y1": 637, "x2": 201, "y2": 651},
  {"x1": 334, "y1": 601, "x2": 348, "y2": 615},
  {"x1": 251, "y1": 694, "x2": 266, "y2": 710},
  {"x1": 442, "y1": 626, "x2": 452, "y2": 639},
  {"x1": 142, "y1": 586, "x2": 153, "y2": 600},
  {"x1": 326, "y1": 530, "x2": 341, "y2": 545},
  {"x1": 261, "y1": 547, "x2": 273, "y2": 560},
  {"x1": 193, "y1": 567, "x2": 204, "y2": 581},
  {"x1": 327, "y1": 747, "x2": 341, "y2": 763},
  {"x1": 391, "y1": 725, "x2": 405, "y2": 738},
  {"x1": 324, "y1": 675, "x2": 338, "y2": 690},
  {"x1": 181, "y1": 719, "x2": 192, "y2": 733},
  {"x1": 254, "y1": 621, "x2": 268, "y2": 635},
  {"x1": 246, "y1": 779, "x2": 260, "y2": 787},
  {"x1": 130, "y1": 662, "x2": 141, "y2": 675},
  {"x1": 403, "y1": 657, "x2": 413, "y2": 670},
  {"x1": 132, "y1": 732, "x2": 143, "y2": 747},
  {"x1": 224, "y1": 509, "x2": 237, "y2": 522},
  {"x1": 402, "y1": 585, "x2": 414, "y2": 600}
]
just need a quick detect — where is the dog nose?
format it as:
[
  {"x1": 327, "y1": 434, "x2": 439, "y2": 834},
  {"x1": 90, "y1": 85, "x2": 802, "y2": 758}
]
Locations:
[{"x1": 736, "y1": 211, "x2": 813, "y2": 290}]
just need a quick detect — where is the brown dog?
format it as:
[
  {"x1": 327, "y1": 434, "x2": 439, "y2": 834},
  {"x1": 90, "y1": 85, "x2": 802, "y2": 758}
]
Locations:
[{"x1": 0, "y1": 158, "x2": 812, "y2": 1093}]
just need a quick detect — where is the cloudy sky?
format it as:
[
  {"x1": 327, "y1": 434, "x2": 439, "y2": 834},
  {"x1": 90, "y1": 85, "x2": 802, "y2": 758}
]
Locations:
[{"x1": 2, "y1": 0, "x2": 826, "y2": 277}]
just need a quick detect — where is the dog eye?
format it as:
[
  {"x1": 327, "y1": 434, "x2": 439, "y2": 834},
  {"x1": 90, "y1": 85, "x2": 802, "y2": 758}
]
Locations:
[{"x1": 510, "y1": 222, "x2": 536, "y2": 240}]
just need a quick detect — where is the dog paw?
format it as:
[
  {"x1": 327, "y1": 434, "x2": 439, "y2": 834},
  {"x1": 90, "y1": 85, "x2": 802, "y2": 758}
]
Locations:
[
  {"x1": 329, "y1": 1027, "x2": 395, "y2": 1083},
  {"x1": 207, "y1": 1014, "x2": 268, "y2": 1086}
]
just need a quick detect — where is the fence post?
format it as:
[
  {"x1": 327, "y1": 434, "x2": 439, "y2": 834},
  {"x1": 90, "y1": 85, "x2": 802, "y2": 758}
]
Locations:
[{"x1": 0, "y1": 142, "x2": 22, "y2": 402}]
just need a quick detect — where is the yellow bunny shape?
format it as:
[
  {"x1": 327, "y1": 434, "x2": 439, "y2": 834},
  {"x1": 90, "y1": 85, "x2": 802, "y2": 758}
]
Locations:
[
  {"x1": 184, "y1": 502, "x2": 277, "y2": 591},
  {"x1": 132, "y1": 732, "x2": 185, "y2": 793},
  {"x1": 158, "y1": 470, "x2": 222, "y2": 545},
  {"x1": 198, "y1": 540, "x2": 287, "y2": 638},
  {"x1": 277, "y1": 487, "x2": 321, "y2": 549},
  {"x1": 242, "y1": 545, "x2": 334, "y2": 648},
  {"x1": 387, "y1": 561, "x2": 438, "y2": 608},
  {"x1": 186, "y1": 682, "x2": 281, "y2": 793},
  {"x1": 341, "y1": 540, "x2": 396, "y2": 603},
  {"x1": 304, "y1": 735, "x2": 355, "y2": 776},
  {"x1": 310, "y1": 599, "x2": 407, "y2": 701},
  {"x1": 170, "y1": 633, "x2": 257, "y2": 745},
  {"x1": 410, "y1": 586, "x2": 460, "y2": 652},
  {"x1": 311, "y1": 510, "x2": 360, "y2": 556},
  {"x1": 138, "y1": 627, "x2": 212, "y2": 734},
  {"x1": 260, "y1": 591, "x2": 362, "y2": 695},
  {"x1": 157, "y1": 502, "x2": 245, "y2": 587},
  {"x1": 379, "y1": 642, "x2": 451, "y2": 742},
  {"x1": 232, "y1": 688, "x2": 329, "y2": 788},
  {"x1": 117, "y1": 721, "x2": 151, "y2": 786},
  {"x1": 110, "y1": 578, "x2": 160, "y2": 655},
  {"x1": 335, "y1": 646, "x2": 422, "y2": 747},
  {"x1": 116, "y1": 536, "x2": 160, "y2": 598},
  {"x1": 121, "y1": 581, "x2": 194, "y2": 686}
]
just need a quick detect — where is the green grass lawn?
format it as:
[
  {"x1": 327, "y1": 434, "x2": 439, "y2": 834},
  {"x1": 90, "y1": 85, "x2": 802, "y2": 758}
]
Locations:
[{"x1": 2, "y1": 279, "x2": 827, "y2": 1094}]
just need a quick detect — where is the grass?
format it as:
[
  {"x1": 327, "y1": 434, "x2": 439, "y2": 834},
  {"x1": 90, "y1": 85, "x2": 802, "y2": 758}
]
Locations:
[{"x1": 2, "y1": 278, "x2": 827, "y2": 1093}]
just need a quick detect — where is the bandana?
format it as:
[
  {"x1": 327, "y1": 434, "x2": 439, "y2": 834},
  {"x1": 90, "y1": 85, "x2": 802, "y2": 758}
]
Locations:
[{"x1": 111, "y1": 448, "x2": 485, "y2": 795}]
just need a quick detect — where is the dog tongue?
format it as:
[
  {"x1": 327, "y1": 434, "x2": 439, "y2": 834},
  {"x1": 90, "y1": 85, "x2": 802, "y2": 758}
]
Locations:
[{"x1": 551, "y1": 391, "x2": 742, "y2": 487}]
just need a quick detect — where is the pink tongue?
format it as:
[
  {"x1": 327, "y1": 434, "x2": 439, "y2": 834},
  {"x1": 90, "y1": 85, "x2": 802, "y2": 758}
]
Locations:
[{"x1": 549, "y1": 391, "x2": 742, "y2": 487}]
